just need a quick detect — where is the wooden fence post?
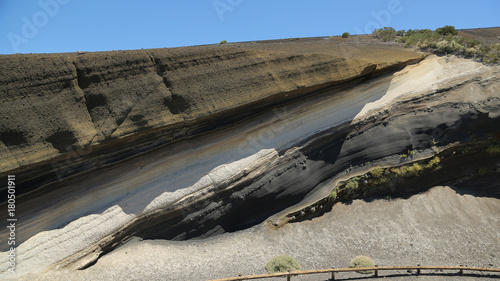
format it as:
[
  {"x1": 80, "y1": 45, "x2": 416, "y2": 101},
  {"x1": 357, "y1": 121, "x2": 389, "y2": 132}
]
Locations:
[{"x1": 208, "y1": 265, "x2": 500, "y2": 281}]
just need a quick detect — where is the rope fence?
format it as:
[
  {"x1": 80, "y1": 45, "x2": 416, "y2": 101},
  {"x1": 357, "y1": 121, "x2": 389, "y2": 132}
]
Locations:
[{"x1": 209, "y1": 265, "x2": 500, "y2": 281}]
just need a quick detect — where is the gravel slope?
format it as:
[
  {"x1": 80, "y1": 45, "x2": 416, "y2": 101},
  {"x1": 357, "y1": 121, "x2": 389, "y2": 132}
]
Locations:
[{"x1": 20, "y1": 186, "x2": 500, "y2": 281}]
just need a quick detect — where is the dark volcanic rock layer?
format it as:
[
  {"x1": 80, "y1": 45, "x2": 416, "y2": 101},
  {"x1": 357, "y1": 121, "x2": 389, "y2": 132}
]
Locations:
[{"x1": 89, "y1": 71, "x2": 500, "y2": 251}]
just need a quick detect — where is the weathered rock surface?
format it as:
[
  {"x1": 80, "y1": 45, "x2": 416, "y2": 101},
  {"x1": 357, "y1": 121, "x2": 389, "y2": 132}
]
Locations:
[
  {"x1": 0, "y1": 38, "x2": 499, "y2": 280},
  {"x1": 0, "y1": 41, "x2": 422, "y2": 191}
]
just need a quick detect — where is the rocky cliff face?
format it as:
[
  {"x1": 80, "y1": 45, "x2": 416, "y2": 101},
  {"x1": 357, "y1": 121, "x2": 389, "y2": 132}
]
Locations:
[
  {"x1": 0, "y1": 39, "x2": 499, "y2": 279},
  {"x1": 0, "y1": 41, "x2": 422, "y2": 191}
]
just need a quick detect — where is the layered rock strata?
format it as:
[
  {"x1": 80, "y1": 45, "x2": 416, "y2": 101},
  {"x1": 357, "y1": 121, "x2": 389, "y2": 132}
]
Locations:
[
  {"x1": 0, "y1": 40, "x2": 499, "y2": 279},
  {"x1": 0, "y1": 41, "x2": 422, "y2": 192}
]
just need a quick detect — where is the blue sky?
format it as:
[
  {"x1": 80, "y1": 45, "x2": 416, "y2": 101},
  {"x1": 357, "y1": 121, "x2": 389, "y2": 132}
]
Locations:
[{"x1": 1, "y1": 0, "x2": 499, "y2": 54}]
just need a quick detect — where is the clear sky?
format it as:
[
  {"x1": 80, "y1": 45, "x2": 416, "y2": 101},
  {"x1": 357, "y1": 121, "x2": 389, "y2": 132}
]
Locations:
[{"x1": 1, "y1": 0, "x2": 499, "y2": 54}]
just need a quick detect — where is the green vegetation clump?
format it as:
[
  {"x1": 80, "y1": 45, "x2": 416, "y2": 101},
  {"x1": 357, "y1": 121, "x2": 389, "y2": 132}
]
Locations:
[
  {"x1": 370, "y1": 167, "x2": 384, "y2": 178},
  {"x1": 486, "y1": 143, "x2": 500, "y2": 154},
  {"x1": 330, "y1": 189, "x2": 338, "y2": 199},
  {"x1": 349, "y1": 255, "x2": 375, "y2": 274},
  {"x1": 265, "y1": 255, "x2": 301, "y2": 273},
  {"x1": 399, "y1": 29, "x2": 440, "y2": 48},
  {"x1": 342, "y1": 32, "x2": 350, "y2": 38},
  {"x1": 338, "y1": 156, "x2": 443, "y2": 198},
  {"x1": 374, "y1": 25, "x2": 500, "y2": 64},
  {"x1": 391, "y1": 165, "x2": 408, "y2": 177},
  {"x1": 219, "y1": 40, "x2": 227, "y2": 45},
  {"x1": 436, "y1": 40, "x2": 463, "y2": 53},
  {"x1": 407, "y1": 163, "x2": 423, "y2": 176},
  {"x1": 345, "y1": 178, "x2": 359, "y2": 189},
  {"x1": 370, "y1": 167, "x2": 387, "y2": 185},
  {"x1": 391, "y1": 163, "x2": 424, "y2": 177},
  {"x1": 486, "y1": 144, "x2": 500, "y2": 154},
  {"x1": 481, "y1": 44, "x2": 500, "y2": 64},
  {"x1": 477, "y1": 166, "x2": 487, "y2": 176},
  {"x1": 456, "y1": 36, "x2": 481, "y2": 49},
  {"x1": 436, "y1": 25, "x2": 458, "y2": 36},
  {"x1": 425, "y1": 156, "x2": 441, "y2": 170},
  {"x1": 372, "y1": 27, "x2": 396, "y2": 42}
]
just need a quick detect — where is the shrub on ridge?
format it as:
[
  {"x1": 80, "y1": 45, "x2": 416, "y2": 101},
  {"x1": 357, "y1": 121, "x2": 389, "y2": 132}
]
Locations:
[{"x1": 266, "y1": 255, "x2": 301, "y2": 273}]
